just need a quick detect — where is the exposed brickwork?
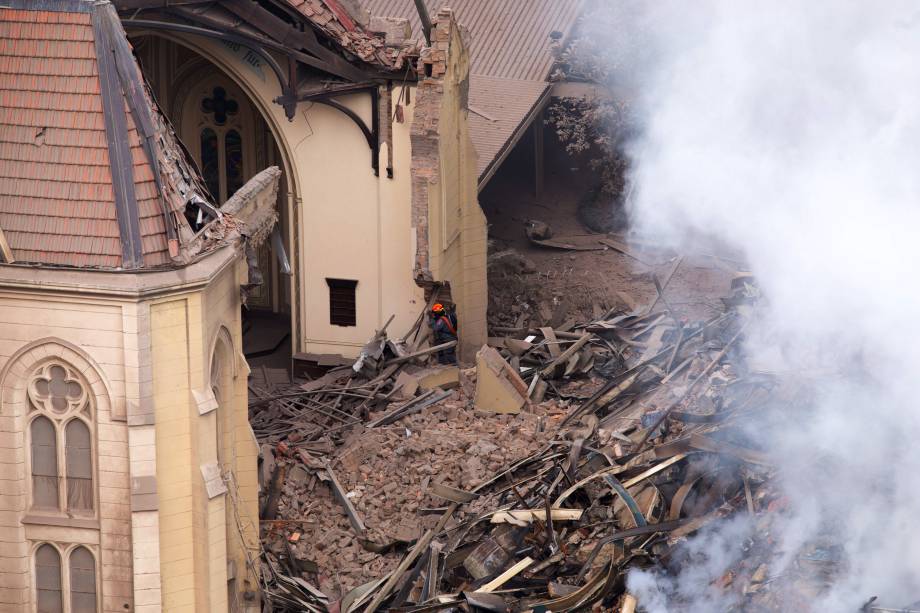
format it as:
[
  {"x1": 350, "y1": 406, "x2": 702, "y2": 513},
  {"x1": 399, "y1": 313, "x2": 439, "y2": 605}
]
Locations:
[{"x1": 409, "y1": 9, "x2": 488, "y2": 357}]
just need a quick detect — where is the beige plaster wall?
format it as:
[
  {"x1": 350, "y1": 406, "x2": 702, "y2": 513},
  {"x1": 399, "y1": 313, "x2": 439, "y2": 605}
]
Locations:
[
  {"x1": 200, "y1": 251, "x2": 261, "y2": 610},
  {"x1": 151, "y1": 254, "x2": 260, "y2": 612},
  {"x1": 168, "y1": 36, "x2": 427, "y2": 359}
]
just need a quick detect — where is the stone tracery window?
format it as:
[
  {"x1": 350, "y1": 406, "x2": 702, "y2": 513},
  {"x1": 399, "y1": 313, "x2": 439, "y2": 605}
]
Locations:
[
  {"x1": 27, "y1": 362, "x2": 94, "y2": 515},
  {"x1": 35, "y1": 544, "x2": 62, "y2": 613},
  {"x1": 69, "y1": 546, "x2": 97, "y2": 613},
  {"x1": 30, "y1": 416, "x2": 58, "y2": 510},
  {"x1": 195, "y1": 85, "x2": 245, "y2": 204},
  {"x1": 32, "y1": 543, "x2": 97, "y2": 613}
]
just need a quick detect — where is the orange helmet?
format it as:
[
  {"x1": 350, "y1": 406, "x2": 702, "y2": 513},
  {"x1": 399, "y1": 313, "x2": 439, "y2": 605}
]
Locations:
[{"x1": 432, "y1": 303, "x2": 445, "y2": 313}]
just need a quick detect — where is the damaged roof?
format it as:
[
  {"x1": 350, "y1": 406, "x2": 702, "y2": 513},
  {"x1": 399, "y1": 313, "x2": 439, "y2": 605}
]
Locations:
[
  {"x1": 0, "y1": 0, "x2": 210, "y2": 270},
  {"x1": 363, "y1": 0, "x2": 583, "y2": 186},
  {"x1": 468, "y1": 75, "x2": 551, "y2": 183},
  {"x1": 286, "y1": 0, "x2": 414, "y2": 69},
  {"x1": 364, "y1": 0, "x2": 583, "y2": 80}
]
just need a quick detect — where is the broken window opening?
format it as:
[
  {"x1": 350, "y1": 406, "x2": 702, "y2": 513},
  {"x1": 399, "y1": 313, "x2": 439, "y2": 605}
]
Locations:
[{"x1": 326, "y1": 278, "x2": 358, "y2": 327}]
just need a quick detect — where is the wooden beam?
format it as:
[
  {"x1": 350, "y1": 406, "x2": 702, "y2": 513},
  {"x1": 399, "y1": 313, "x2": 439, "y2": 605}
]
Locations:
[
  {"x1": 93, "y1": 5, "x2": 144, "y2": 268},
  {"x1": 113, "y1": 0, "x2": 212, "y2": 8},
  {"x1": 220, "y1": 0, "x2": 371, "y2": 82},
  {"x1": 413, "y1": 0, "x2": 432, "y2": 44},
  {"x1": 533, "y1": 110, "x2": 545, "y2": 200}
]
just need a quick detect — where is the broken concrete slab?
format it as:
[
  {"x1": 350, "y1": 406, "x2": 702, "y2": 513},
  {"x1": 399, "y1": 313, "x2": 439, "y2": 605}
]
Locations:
[
  {"x1": 390, "y1": 365, "x2": 459, "y2": 401},
  {"x1": 474, "y1": 345, "x2": 529, "y2": 414},
  {"x1": 415, "y1": 365, "x2": 460, "y2": 390}
]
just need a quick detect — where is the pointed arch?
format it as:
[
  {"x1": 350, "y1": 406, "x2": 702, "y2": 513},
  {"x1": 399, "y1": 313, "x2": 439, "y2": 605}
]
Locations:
[
  {"x1": 34, "y1": 543, "x2": 63, "y2": 613},
  {"x1": 0, "y1": 337, "x2": 114, "y2": 419},
  {"x1": 3, "y1": 339, "x2": 106, "y2": 517}
]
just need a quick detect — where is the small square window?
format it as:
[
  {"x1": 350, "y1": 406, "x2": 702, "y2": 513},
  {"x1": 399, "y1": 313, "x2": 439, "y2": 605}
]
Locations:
[{"x1": 326, "y1": 279, "x2": 357, "y2": 327}]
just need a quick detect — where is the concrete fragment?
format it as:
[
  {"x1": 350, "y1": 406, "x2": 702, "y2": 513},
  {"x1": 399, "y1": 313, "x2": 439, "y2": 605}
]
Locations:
[
  {"x1": 525, "y1": 219, "x2": 553, "y2": 240},
  {"x1": 474, "y1": 345, "x2": 529, "y2": 414},
  {"x1": 369, "y1": 15, "x2": 411, "y2": 44},
  {"x1": 391, "y1": 370, "x2": 420, "y2": 400},
  {"x1": 415, "y1": 365, "x2": 459, "y2": 390},
  {"x1": 392, "y1": 366, "x2": 459, "y2": 400},
  {"x1": 288, "y1": 464, "x2": 310, "y2": 485}
]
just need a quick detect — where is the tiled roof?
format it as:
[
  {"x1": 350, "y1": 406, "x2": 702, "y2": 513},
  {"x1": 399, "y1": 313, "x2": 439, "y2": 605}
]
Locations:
[
  {"x1": 363, "y1": 0, "x2": 583, "y2": 80},
  {"x1": 468, "y1": 75, "x2": 550, "y2": 183},
  {"x1": 0, "y1": 3, "x2": 205, "y2": 269}
]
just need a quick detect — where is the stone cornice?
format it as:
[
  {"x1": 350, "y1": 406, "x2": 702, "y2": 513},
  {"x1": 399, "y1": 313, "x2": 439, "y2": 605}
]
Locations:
[{"x1": 0, "y1": 246, "x2": 238, "y2": 301}]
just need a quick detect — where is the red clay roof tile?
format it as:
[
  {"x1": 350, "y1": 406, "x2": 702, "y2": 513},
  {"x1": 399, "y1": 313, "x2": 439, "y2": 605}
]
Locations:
[{"x1": 1, "y1": 4, "x2": 225, "y2": 269}]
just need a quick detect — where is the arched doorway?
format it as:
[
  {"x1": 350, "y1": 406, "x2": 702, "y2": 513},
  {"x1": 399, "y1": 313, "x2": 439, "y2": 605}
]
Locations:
[{"x1": 132, "y1": 35, "x2": 294, "y2": 360}]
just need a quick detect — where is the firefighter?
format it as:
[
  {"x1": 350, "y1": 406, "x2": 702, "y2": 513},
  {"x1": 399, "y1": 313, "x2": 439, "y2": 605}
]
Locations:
[{"x1": 429, "y1": 303, "x2": 458, "y2": 364}]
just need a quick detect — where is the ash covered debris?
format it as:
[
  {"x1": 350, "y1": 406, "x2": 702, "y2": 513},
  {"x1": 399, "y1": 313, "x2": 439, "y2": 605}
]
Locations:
[{"x1": 246, "y1": 277, "x2": 860, "y2": 612}]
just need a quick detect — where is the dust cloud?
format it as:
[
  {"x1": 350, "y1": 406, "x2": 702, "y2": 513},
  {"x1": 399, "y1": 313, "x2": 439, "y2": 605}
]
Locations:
[{"x1": 594, "y1": 1, "x2": 920, "y2": 610}]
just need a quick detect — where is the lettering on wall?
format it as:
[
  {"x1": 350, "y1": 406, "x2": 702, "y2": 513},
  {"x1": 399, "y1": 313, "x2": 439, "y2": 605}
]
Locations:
[{"x1": 220, "y1": 41, "x2": 266, "y2": 82}]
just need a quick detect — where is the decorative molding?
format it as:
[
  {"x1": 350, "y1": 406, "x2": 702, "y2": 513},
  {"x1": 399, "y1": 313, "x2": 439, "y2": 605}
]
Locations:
[
  {"x1": 200, "y1": 462, "x2": 227, "y2": 499},
  {"x1": 21, "y1": 514, "x2": 100, "y2": 530},
  {"x1": 192, "y1": 388, "x2": 219, "y2": 415}
]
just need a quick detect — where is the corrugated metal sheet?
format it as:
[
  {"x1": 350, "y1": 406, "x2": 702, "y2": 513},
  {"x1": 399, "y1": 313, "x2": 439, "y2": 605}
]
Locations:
[
  {"x1": 0, "y1": 6, "x2": 170, "y2": 268},
  {"x1": 468, "y1": 75, "x2": 549, "y2": 181},
  {"x1": 363, "y1": 0, "x2": 582, "y2": 81}
]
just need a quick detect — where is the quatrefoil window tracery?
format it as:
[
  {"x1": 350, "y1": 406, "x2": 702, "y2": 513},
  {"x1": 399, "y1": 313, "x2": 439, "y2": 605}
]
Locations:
[{"x1": 28, "y1": 363, "x2": 88, "y2": 416}]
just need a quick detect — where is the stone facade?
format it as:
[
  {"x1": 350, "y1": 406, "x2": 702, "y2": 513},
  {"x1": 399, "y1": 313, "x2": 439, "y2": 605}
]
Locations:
[{"x1": 0, "y1": 248, "x2": 260, "y2": 612}]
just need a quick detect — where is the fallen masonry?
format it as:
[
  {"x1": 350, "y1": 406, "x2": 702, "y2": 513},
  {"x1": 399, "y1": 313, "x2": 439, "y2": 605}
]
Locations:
[{"x1": 249, "y1": 277, "x2": 889, "y2": 611}]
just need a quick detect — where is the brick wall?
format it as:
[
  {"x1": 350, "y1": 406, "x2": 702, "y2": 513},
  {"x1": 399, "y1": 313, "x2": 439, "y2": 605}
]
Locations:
[{"x1": 410, "y1": 9, "x2": 489, "y2": 359}]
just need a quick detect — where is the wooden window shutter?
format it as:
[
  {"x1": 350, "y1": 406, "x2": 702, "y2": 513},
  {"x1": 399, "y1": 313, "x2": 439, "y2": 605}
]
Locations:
[{"x1": 326, "y1": 279, "x2": 358, "y2": 327}]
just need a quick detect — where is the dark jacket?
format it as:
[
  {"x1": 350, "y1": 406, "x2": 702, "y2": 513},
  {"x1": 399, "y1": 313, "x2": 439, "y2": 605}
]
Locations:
[{"x1": 432, "y1": 314, "x2": 457, "y2": 342}]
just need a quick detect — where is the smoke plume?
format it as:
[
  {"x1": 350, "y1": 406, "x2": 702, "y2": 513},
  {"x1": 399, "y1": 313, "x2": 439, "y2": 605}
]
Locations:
[{"x1": 596, "y1": 1, "x2": 920, "y2": 610}]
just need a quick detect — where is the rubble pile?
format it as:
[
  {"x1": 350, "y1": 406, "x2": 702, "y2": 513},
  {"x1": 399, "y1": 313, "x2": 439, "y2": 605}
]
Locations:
[
  {"x1": 264, "y1": 383, "x2": 558, "y2": 595},
  {"x1": 252, "y1": 277, "x2": 853, "y2": 612}
]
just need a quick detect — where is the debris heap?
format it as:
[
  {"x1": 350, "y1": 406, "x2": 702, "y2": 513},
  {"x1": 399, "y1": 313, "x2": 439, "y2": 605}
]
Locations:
[{"x1": 251, "y1": 278, "x2": 842, "y2": 611}]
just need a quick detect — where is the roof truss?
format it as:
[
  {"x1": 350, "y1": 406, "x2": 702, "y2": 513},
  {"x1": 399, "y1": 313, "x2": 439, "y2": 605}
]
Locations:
[{"x1": 114, "y1": 0, "x2": 398, "y2": 120}]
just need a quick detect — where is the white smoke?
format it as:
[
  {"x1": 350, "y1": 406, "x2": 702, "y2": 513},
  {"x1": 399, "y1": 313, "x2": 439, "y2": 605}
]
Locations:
[{"x1": 603, "y1": 1, "x2": 920, "y2": 610}]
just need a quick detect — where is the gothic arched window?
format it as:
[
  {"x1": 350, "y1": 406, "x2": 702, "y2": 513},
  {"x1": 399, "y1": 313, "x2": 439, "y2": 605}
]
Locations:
[
  {"x1": 195, "y1": 85, "x2": 245, "y2": 203},
  {"x1": 27, "y1": 363, "x2": 94, "y2": 515},
  {"x1": 35, "y1": 544, "x2": 62, "y2": 613},
  {"x1": 69, "y1": 546, "x2": 97, "y2": 613}
]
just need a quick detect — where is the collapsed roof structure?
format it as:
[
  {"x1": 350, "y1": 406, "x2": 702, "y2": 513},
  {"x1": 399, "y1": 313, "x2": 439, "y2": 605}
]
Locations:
[
  {"x1": 363, "y1": 0, "x2": 584, "y2": 187},
  {"x1": 0, "y1": 1, "x2": 281, "y2": 270}
]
